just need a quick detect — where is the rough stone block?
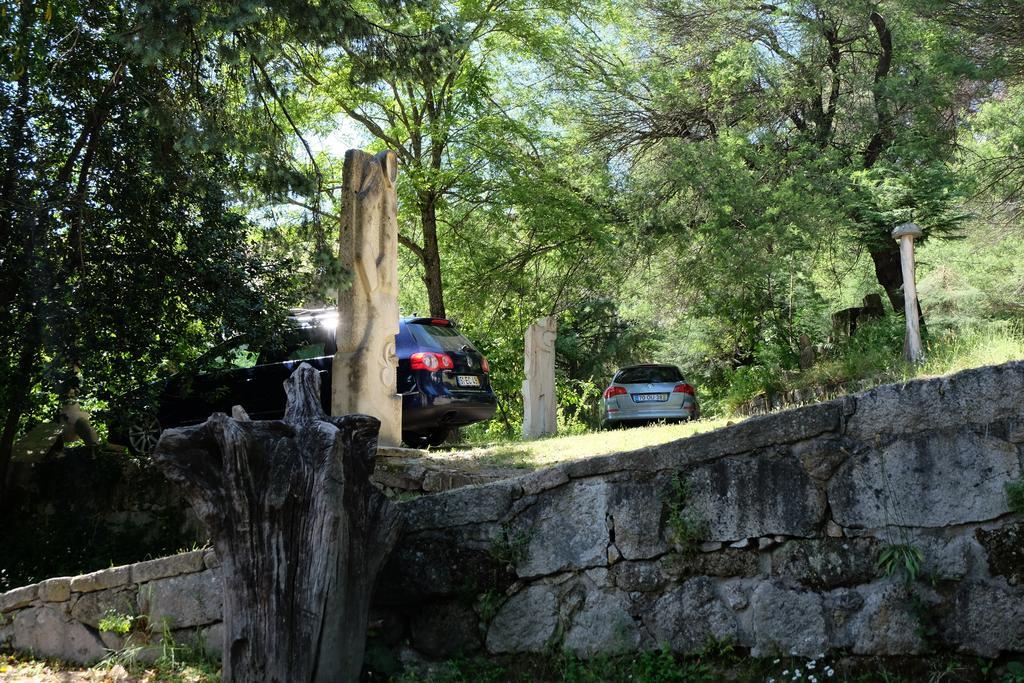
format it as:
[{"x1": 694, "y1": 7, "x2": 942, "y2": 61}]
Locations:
[
  {"x1": 486, "y1": 583, "x2": 559, "y2": 653},
  {"x1": 943, "y1": 580, "x2": 1024, "y2": 656},
  {"x1": 687, "y1": 453, "x2": 827, "y2": 540},
  {"x1": 378, "y1": 532, "x2": 503, "y2": 602},
  {"x1": 143, "y1": 570, "x2": 222, "y2": 629},
  {"x1": 410, "y1": 603, "x2": 481, "y2": 658},
  {"x1": 203, "y1": 550, "x2": 221, "y2": 570},
  {"x1": 750, "y1": 582, "x2": 827, "y2": 657},
  {"x1": 70, "y1": 566, "x2": 130, "y2": 594},
  {"x1": 977, "y1": 522, "x2": 1024, "y2": 585},
  {"x1": 519, "y1": 466, "x2": 569, "y2": 497},
  {"x1": 661, "y1": 549, "x2": 760, "y2": 580},
  {"x1": 564, "y1": 587, "x2": 640, "y2": 656},
  {"x1": 0, "y1": 584, "x2": 37, "y2": 612},
  {"x1": 843, "y1": 583, "x2": 927, "y2": 655},
  {"x1": 608, "y1": 474, "x2": 668, "y2": 560},
  {"x1": 645, "y1": 577, "x2": 739, "y2": 652},
  {"x1": 399, "y1": 481, "x2": 517, "y2": 532},
  {"x1": 131, "y1": 550, "x2": 206, "y2": 584},
  {"x1": 9, "y1": 604, "x2": 106, "y2": 663},
  {"x1": 771, "y1": 538, "x2": 880, "y2": 589},
  {"x1": 70, "y1": 587, "x2": 138, "y2": 629},
  {"x1": 38, "y1": 577, "x2": 72, "y2": 603},
  {"x1": 829, "y1": 431, "x2": 1020, "y2": 528},
  {"x1": 845, "y1": 361, "x2": 1024, "y2": 440},
  {"x1": 422, "y1": 470, "x2": 498, "y2": 493},
  {"x1": 610, "y1": 561, "x2": 665, "y2": 593},
  {"x1": 561, "y1": 401, "x2": 841, "y2": 481},
  {"x1": 515, "y1": 479, "x2": 611, "y2": 577},
  {"x1": 791, "y1": 436, "x2": 852, "y2": 483}
]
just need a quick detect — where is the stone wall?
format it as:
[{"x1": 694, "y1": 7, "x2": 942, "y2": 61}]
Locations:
[
  {"x1": 0, "y1": 550, "x2": 222, "y2": 663},
  {"x1": 3, "y1": 362, "x2": 1024, "y2": 665}
]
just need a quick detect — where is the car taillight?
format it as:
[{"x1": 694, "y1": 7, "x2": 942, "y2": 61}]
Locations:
[
  {"x1": 411, "y1": 352, "x2": 454, "y2": 371},
  {"x1": 673, "y1": 383, "x2": 695, "y2": 396},
  {"x1": 603, "y1": 386, "x2": 627, "y2": 399},
  {"x1": 481, "y1": 356, "x2": 490, "y2": 373}
]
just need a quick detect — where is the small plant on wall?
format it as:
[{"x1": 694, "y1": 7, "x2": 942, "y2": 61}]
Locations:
[
  {"x1": 877, "y1": 543, "x2": 924, "y2": 583},
  {"x1": 1007, "y1": 478, "x2": 1024, "y2": 514},
  {"x1": 665, "y1": 473, "x2": 710, "y2": 554}
]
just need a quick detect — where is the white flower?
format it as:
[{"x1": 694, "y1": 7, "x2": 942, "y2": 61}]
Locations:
[
  {"x1": 825, "y1": 667, "x2": 835, "y2": 677},
  {"x1": 783, "y1": 670, "x2": 789, "y2": 676},
  {"x1": 794, "y1": 670, "x2": 802, "y2": 678},
  {"x1": 773, "y1": 659, "x2": 781, "y2": 664},
  {"x1": 809, "y1": 677, "x2": 817, "y2": 683},
  {"x1": 808, "y1": 661, "x2": 816, "y2": 669}
]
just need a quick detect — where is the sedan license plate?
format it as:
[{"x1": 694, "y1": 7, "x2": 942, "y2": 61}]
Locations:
[
  {"x1": 633, "y1": 393, "x2": 668, "y2": 402},
  {"x1": 457, "y1": 375, "x2": 481, "y2": 387}
]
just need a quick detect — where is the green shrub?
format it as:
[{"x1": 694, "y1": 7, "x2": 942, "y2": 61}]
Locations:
[{"x1": 1007, "y1": 479, "x2": 1024, "y2": 515}]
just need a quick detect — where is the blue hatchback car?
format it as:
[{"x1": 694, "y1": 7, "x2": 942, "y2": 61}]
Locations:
[{"x1": 110, "y1": 309, "x2": 497, "y2": 452}]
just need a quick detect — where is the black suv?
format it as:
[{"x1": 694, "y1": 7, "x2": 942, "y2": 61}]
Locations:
[{"x1": 109, "y1": 310, "x2": 496, "y2": 452}]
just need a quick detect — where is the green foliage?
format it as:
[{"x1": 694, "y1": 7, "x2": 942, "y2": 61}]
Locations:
[
  {"x1": 476, "y1": 589, "x2": 504, "y2": 625},
  {"x1": 1004, "y1": 661, "x2": 1024, "y2": 683},
  {"x1": 1007, "y1": 479, "x2": 1024, "y2": 515},
  {"x1": 561, "y1": 646, "x2": 714, "y2": 683},
  {"x1": 489, "y1": 524, "x2": 532, "y2": 569},
  {"x1": 98, "y1": 610, "x2": 136, "y2": 636},
  {"x1": 877, "y1": 544, "x2": 925, "y2": 584},
  {"x1": 665, "y1": 475, "x2": 709, "y2": 553},
  {"x1": 0, "y1": 447, "x2": 197, "y2": 592}
]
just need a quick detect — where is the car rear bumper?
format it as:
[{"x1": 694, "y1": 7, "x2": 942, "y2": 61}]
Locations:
[
  {"x1": 604, "y1": 406, "x2": 696, "y2": 422},
  {"x1": 401, "y1": 391, "x2": 497, "y2": 432}
]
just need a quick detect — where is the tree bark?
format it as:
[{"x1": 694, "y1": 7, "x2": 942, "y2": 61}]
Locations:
[
  {"x1": 870, "y1": 246, "x2": 905, "y2": 313},
  {"x1": 153, "y1": 363, "x2": 403, "y2": 683},
  {"x1": 419, "y1": 194, "x2": 447, "y2": 318}
]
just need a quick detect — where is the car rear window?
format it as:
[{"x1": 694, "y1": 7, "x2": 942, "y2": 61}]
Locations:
[
  {"x1": 614, "y1": 366, "x2": 683, "y2": 384},
  {"x1": 407, "y1": 323, "x2": 475, "y2": 353}
]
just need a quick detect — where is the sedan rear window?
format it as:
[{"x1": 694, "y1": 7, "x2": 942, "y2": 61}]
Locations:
[
  {"x1": 407, "y1": 323, "x2": 475, "y2": 353},
  {"x1": 614, "y1": 366, "x2": 683, "y2": 384}
]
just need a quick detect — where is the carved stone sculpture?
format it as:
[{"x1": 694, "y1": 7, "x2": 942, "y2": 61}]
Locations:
[
  {"x1": 332, "y1": 149, "x2": 402, "y2": 446},
  {"x1": 154, "y1": 364, "x2": 403, "y2": 683},
  {"x1": 522, "y1": 316, "x2": 557, "y2": 439}
]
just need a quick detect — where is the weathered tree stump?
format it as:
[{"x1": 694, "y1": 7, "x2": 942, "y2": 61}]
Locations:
[{"x1": 153, "y1": 363, "x2": 403, "y2": 683}]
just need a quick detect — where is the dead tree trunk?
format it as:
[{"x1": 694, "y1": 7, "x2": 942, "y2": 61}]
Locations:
[{"x1": 153, "y1": 363, "x2": 403, "y2": 683}]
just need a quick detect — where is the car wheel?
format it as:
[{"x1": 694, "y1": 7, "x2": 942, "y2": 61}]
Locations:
[
  {"x1": 427, "y1": 428, "x2": 450, "y2": 447},
  {"x1": 127, "y1": 413, "x2": 162, "y2": 456},
  {"x1": 402, "y1": 432, "x2": 431, "y2": 449}
]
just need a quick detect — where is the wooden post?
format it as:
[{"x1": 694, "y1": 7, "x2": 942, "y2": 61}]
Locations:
[
  {"x1": 153, "y1": 363, "x2": 403, "y2": 683},
  {"x1": 891, "y1": 222, "x2": 925, "y2": 365}
]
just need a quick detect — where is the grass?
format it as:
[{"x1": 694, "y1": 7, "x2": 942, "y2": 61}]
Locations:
[
  {"x1": 0, "y1": 650, "x2": 218, "y2": 682},
  {"x1": 727, "y1": 320, "x2": 1024, "y2": 413},
  {"x1": 424, "y1": 417, "x2": 735, "y2": 473}
]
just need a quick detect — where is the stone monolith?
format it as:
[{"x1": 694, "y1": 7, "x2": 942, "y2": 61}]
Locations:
[
  {"x1": 522, "y1": 316, "x2": 557, "y2": 439},
  {"x1": 332, "y1": 149, "x2": 402, "y2": 446}
]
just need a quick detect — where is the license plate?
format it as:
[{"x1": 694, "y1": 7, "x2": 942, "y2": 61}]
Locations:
[
  {"x1": 632, "y1": 393, "x2": 667, "y2": 402},
  {"x1": 457, "y1": 375, "x2": 481, "y2": 387}
]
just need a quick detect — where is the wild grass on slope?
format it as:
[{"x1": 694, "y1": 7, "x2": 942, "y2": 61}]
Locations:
[
  {"x1": 727, "y1": 320, "x2": 1024, "y2": 413},
  {"x1": 429, "y1": 417, "x2": 734, "y2": 473}
]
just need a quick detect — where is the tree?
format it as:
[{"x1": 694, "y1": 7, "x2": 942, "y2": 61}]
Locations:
[
  {"x1": 0, "y1": 0, "x2": 428, "y2": 496},
  {"x1": 280, "y1": 0, "x2": 598, "y2": 318},
  {"x1": 155, "y1": 365, "x2": 401, "y2": 682},
  {"x1": 561, "y1": 0, "x2": 978, "y2": 366}
]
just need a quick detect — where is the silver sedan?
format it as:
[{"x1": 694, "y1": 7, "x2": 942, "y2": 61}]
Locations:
[{"x1": 602, "y1": 364, "x2": 700, "y2": 427}]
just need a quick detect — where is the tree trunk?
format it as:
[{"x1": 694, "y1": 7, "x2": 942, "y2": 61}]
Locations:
[
  {"x1": 153, "y1": 363, "x2": 403, "y2": 683},
  {"x1": 419, "y1": 196, "x2": 446, "y2": 318},
  {"x1": 870, "y1": 244, "x2": 927, "y2": 338},
  {"x1": 870, "y1": 245, "x2": 904, "y2": 313}
]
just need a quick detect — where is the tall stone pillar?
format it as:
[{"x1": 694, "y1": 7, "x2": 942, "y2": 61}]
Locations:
[
  {"x1": 332, "y1": 149, "x2": 402, "y2": 446},
  {"x1": 522, "y1": 316, "x2": 557, "y2": 439}
]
